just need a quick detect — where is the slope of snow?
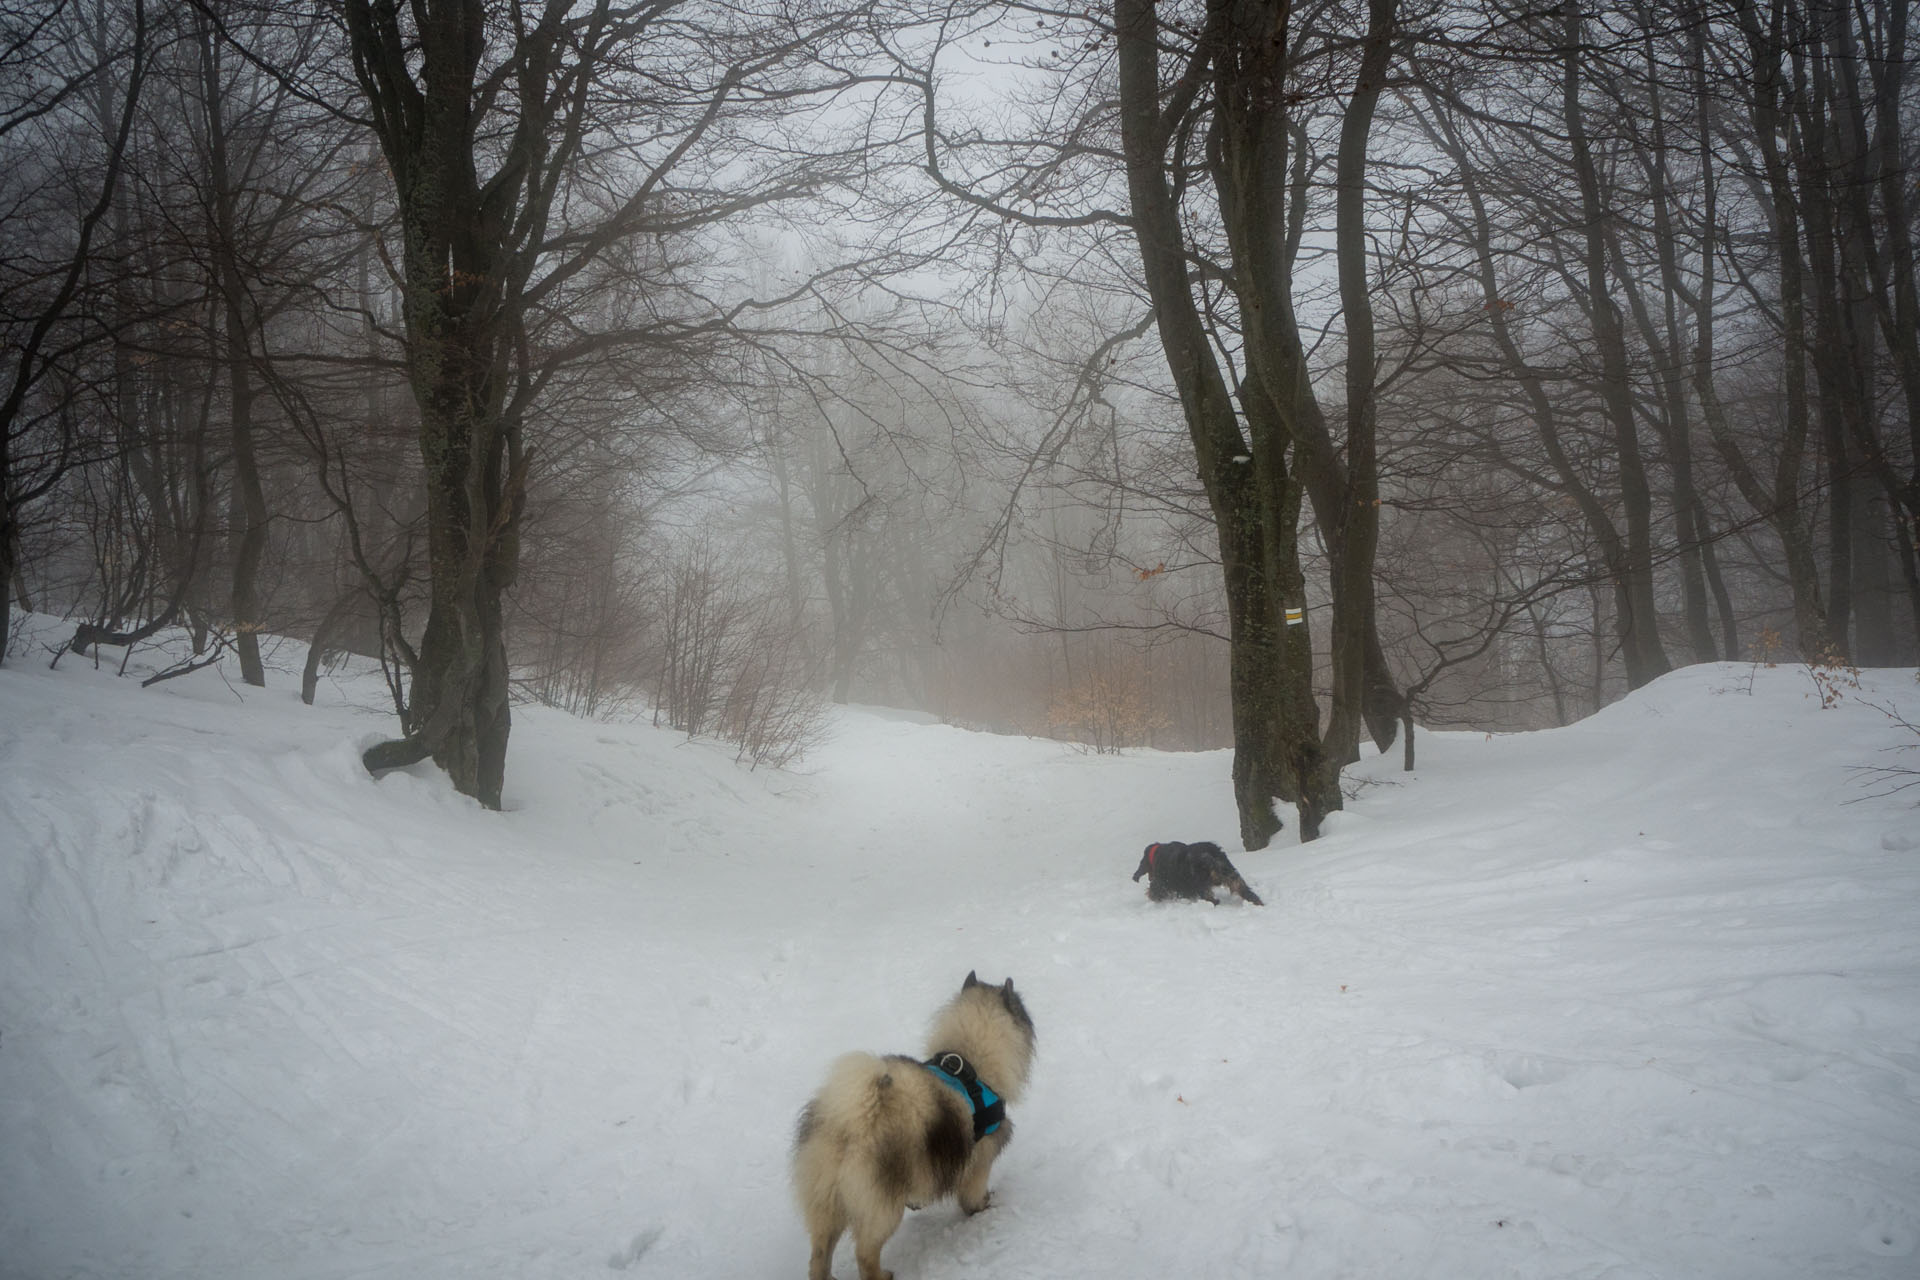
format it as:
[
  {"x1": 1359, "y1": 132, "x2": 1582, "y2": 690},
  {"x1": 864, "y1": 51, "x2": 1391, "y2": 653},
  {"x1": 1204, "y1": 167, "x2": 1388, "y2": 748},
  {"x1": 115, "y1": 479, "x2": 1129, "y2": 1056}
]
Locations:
[{"x1": 2, "y1": 614, "x2": 1917, "y2": 1280}]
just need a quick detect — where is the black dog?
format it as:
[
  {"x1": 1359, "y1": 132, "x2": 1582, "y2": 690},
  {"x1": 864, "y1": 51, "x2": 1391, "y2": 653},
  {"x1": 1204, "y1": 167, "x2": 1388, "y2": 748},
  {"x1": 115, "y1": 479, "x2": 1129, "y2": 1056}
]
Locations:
[{"x1": 1132, "y1": 840, "x2": 1265, "y2": 906}]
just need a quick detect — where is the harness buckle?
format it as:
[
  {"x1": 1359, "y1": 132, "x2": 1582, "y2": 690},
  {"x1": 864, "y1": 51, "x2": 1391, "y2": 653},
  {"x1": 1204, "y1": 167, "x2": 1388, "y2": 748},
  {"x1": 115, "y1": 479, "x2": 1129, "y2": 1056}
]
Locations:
[{"x1": 923, "y1": 1052, "x2": 1004, "y2": 1140}]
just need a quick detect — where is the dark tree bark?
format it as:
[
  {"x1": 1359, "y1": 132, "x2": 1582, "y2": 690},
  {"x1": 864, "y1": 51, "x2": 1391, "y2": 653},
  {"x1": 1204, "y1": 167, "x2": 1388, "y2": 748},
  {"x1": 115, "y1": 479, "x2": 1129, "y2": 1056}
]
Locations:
[
  {"x1": 1861, "y1": 0, "x2": 1920, "y2": 561},
  {"x1": 1196, "y1": 0, "x2": 1340, "y2": 838},
  {"x1": 1619, "y1": 18, "x2": 1719, "y2": 664},
  {"x1": 341, "y1": 0, "x2": 888, "y2": 803},
  {"x1": 1828, "y1": 0, "x2": 1920, "y2": 656},
  {"x1": 1, "y1": 0, "x2": 147, "y2": 664},
  {"x1": 196, "y1": 9, "x2": 269, "y2": 686},
  {"x1": 1113, "y1": 0, "x2": 1404, "y2": 843},
  {"x1": 1792, "y1": 10, "x2": 1864, "y2": 659},
  {"x1": 1319, "y1": 0, "x2": 1398, "y2": 781},
  {"x1": 1115, "y1": 0, "x2": 1298, "y2": 846},
  {"x1": 1424, "y1": 104, "x2": 1653, "y2": 688},
  {"x1": 1721, "y1": 0, "x2": 1830, "y2": 657},
  {"x1": 1560, "y1": 0, "x2": 1670, "y2": 688},
  {"x1": 343, "y1": 0, "x2": 537, "y2": 805}
]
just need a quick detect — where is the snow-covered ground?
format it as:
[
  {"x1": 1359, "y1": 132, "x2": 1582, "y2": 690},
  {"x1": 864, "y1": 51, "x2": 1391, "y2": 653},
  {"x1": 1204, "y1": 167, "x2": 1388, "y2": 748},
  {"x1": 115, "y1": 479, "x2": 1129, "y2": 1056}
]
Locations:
[{"x1": 3, "y1": 613, "x2": 1917, "y2": 1280}]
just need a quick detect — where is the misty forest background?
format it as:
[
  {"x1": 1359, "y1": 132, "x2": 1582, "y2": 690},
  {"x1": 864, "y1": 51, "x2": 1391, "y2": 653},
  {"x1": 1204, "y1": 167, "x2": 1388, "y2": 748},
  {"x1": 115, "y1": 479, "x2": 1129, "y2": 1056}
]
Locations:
[{"x1": 3, "y1": 0, "x2": 1915, "y2": 842}]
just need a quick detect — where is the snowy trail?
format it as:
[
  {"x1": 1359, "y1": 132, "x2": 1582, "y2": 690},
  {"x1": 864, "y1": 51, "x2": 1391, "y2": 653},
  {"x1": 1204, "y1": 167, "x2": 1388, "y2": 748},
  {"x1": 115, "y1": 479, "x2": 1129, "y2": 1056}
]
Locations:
[{"x1": 2, "y1": 625, "x2": 1918, "y2": 1279}]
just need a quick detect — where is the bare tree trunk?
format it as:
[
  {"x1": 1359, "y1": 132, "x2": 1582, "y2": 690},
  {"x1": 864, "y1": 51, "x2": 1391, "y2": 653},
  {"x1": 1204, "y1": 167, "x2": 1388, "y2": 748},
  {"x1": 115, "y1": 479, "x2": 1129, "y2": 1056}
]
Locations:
[
  {"x1": 769, "y1": 422, "x2": 805, "y2": 622},
  {"x1": 1828, "y1": 0, "x2": 1916, "y2": 661},
  {"x1": 1194, "y1": 0, "x2": 1402, "y2": 837},
  {"x1": 1698, "y1": 507, "x2": 1741, "y2": 659},
  {"x1": 821, "y1": 532, "x2": 864, "y2": 703},
  {"x1": 1862, "y1": 0, "x2": 1920, "y2": 545},
  {"x1": 1529, "y1": 601, "x2": 1572, "y2": 724},
  {"x1": 1623, "y1": 21, "x2": 1718, "y2": 663},
  {"x1": 1115, "y1": 0, "x2": 1291, "y2": 846},
  {"x1": 1721, "y1": 0, "x2": 1830, "y2": 655},
  {"x1": 1317, "y1": 0, "x2": 1397, "y2": 784},
  {"x1": 1561, "y1": 0, "x2": 1670, "y2": 688},
  {"x1": 0, "y1": 517, "x2": 18, "y2": 660},
  {"x1": 0, "y1": 0, "x2": 147, "y2": 667},
  {"x1": 346, "y1": 0, "x2": 528, "y2": 806},
  {"x1": 1426, "y1": 101, "x2": 1646, "y2": 691},
  {"x1": 200, "y1": 13, "x2": 269, "y2": 686},
  {"x1": 302, "y1": 591, "x2": 361, "y2": 705},
  {"x1": 1588, "y1": 575, "x2": 1609, "y2": 712}
]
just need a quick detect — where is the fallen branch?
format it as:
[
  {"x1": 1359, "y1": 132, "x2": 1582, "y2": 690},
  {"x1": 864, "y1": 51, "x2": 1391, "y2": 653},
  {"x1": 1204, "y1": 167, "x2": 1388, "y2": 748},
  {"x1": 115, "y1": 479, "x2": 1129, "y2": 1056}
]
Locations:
[{"x1": 140, "y1": 632, "x2": 236, "y2": 689}]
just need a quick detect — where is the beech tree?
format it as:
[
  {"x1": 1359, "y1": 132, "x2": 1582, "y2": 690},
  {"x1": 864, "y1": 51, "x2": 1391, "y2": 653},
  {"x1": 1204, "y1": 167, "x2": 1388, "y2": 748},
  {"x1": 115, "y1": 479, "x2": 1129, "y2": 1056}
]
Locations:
[
  {"x1": 337, "y1": 0, "x2": 909, "y2": 806},
  {"x1": 908, "y1": 0, "x2": 1411, "y2": 842},
  {"x1": 1095, "y1": 0, "x2": 1411, "y2": 841},
  {"x1": 0, "y1": 0, "x2": 147, "y2": 659}
]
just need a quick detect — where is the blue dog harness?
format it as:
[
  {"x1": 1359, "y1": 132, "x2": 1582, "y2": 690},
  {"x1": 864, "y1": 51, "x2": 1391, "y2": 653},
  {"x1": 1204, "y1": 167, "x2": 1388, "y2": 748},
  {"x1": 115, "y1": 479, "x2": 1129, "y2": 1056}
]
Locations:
[{"x1": 922, "y1": 1052, "x2": 1004, "y2": 1139}]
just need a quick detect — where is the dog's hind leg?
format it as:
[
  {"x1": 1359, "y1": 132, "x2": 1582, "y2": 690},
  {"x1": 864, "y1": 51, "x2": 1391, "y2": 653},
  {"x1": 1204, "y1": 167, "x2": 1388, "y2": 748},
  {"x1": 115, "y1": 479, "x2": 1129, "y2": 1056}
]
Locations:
[
  {"x1": 803, "y1": 1192, "x2": 845, "y2": 1280},
  {"x1": 807, "y1": 1229, "x2": 842, "y2": 1280},
  {"x1": 848, "y1": 1198, "x2": 904, "y2": 1280},
  {"x1": 1228, "y1": 875, "x2": 1265, "y2": 906}
]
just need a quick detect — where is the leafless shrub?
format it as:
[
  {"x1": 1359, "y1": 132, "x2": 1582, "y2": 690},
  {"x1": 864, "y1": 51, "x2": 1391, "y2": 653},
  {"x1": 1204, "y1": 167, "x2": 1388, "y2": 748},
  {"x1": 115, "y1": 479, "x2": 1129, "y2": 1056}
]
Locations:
[
  {"x1": 722, "y1": 603, "x2": 830, "y2": 770},
  {"x1": 1046, "y1": 653, "x2": 1169, "y2": 754},
  {"x1": 1848, "y1": 687, "x2": 1920, "y2": 805},
  {"x1": 653, "y1": 537, "x2": 742, "y2": 737},
  {"x1": 650, "y1": 534, "x2": 828, "y2": 768},
  {"x1": 511, "y1": 485, "x2": 650, "y2": 720}
]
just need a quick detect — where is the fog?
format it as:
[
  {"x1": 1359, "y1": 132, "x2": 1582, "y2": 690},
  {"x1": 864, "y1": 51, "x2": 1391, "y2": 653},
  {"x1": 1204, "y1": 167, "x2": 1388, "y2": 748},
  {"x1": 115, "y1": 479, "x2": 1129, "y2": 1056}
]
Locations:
[{"x1": 4, "y1": 0, "x2": 1914, "y2": 821}]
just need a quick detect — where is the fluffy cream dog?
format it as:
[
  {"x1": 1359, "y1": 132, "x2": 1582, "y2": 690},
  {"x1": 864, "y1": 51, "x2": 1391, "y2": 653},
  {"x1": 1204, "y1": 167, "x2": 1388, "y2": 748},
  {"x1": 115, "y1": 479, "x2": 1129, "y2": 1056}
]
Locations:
[{"x1": 791, "y1": 972, "x2": 1036, "y2": 1280}]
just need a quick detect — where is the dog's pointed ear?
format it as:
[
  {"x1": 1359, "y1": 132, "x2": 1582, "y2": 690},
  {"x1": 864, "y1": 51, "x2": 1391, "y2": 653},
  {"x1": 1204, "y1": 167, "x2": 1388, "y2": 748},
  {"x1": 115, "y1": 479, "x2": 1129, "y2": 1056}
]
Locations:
[
  {"x1": 964, "y1": 970, "x2": 979, "y2": 989},
  {"x1": 1002, "y1": 978, "x2": 1016, "y2": 997}
]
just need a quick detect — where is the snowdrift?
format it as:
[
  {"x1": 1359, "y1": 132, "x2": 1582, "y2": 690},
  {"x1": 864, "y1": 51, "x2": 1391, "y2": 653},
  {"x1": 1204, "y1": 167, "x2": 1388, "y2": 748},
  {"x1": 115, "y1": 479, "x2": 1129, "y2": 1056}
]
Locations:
[{"x1": 3, "y1": 616, "x2": 1917, "y2": 1279}]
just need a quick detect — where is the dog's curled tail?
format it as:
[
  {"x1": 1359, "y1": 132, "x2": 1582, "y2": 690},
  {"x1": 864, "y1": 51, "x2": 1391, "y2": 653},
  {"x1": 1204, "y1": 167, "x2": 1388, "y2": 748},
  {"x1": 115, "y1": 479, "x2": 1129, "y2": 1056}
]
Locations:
[{"x1": 807, "y1": 1052, "x2": 919, "y2": 1136}]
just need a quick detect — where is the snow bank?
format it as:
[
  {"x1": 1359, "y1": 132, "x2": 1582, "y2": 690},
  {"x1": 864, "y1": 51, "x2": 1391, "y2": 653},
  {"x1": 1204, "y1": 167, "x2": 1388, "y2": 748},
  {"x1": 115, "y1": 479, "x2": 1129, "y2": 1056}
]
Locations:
[{"x1": 3, "y1": 621, "x2": 1916, "y2": 1279}]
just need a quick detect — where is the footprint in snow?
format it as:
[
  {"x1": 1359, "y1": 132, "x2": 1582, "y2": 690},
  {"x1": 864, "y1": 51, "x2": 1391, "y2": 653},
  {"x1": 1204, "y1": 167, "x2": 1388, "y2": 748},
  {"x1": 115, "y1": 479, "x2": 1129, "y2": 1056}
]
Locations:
[
  {"x1": 1497, "y1": 1054, "x2": 1571, "y2": 1091},
  {"x1": 1857, "y1": 1219, "x2": 1916, "y2": 1257},
  {"x1": 607, "y1": 1225, "x2": 664, "y2": 1269}
]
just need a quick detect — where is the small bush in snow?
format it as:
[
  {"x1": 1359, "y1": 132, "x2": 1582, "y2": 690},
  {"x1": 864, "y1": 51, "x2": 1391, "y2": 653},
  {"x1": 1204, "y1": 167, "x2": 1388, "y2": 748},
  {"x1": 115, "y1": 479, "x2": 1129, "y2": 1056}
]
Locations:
[{"x1": 648, "y1": 536, "x2": 828, "y2": 769}]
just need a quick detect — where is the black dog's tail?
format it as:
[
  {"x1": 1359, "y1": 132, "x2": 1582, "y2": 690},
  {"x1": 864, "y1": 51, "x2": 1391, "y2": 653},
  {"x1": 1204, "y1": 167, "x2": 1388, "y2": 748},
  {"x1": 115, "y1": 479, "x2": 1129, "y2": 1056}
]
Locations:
[
  {"x1": 1225, "y1": 873, "x2": 1264, "y2": 906},
  {"x1": 1133, "y1": 842, "x2": 1160, "y2": 882}
]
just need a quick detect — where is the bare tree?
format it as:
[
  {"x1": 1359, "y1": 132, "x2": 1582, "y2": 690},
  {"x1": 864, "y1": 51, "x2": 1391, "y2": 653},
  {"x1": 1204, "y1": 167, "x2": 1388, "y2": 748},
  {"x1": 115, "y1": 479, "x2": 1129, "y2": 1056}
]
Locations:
[
  {"x1": 1109, "y1": 0, "x2": 1408, "y2": 841},
  {"x1": 184, "y1": 1, "x2": 348, "y2": 684},
  {"x1": 0, "y1": 0, "x2": 147, "y2": 659},
  {"x1": 337, "y1": 0, "x2": 912, "y2": 806}
]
